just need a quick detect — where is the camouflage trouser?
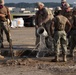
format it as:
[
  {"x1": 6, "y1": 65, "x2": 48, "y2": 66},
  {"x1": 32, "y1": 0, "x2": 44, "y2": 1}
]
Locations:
[
  {"x1": 54, "y1": 31, "x2": 67, "y2": 56},
  {"x1": 70, "y1": 30, "x2": 76, "y2": 55},
  {"x1": 0, "y1": 21, "x2": 11, "y2": 44}
]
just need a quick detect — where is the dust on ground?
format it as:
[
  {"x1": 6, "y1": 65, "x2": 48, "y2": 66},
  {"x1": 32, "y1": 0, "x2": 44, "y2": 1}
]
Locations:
[{"x1": 0, "y1": 27, "x2": 76, "y2": 75}]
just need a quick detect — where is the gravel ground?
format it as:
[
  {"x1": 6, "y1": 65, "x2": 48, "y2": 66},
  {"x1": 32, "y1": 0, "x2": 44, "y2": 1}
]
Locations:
[{"x1": 0, "y1": 27, "x2": 76, "y2": 75}]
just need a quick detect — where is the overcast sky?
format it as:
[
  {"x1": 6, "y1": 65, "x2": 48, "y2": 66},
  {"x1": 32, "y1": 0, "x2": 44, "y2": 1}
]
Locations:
[{"x1": 4, "y1": 0, "x2": 75, "y2": 4}]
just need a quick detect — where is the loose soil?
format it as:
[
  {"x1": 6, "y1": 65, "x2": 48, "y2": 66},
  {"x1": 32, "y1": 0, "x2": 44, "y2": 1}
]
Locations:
[{"x1": 0, "y1": 27, "x2": 76, "y2": 75}]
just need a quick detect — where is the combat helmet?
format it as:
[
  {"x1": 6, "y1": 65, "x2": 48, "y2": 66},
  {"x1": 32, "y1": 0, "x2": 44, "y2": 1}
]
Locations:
[
  {"x1": 55, "y1": 6, "x2": 62, "y2": 11},
  {"x1": 36, "y1": 2, "x2": 44, "y2": 7},
  {"x1": 61, "y1": 0, "x2": 66, "y2": 2},
  {"x1": 65, "y1": 3, "x2": 70, "y2": 8}
]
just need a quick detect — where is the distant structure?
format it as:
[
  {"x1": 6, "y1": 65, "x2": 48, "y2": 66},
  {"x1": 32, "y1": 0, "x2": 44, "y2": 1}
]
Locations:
[
  {"x1": 8, "y1": 7, "x2": 35, "y2": 13},
  {"x1": 73, "y1": 2, "x2": 76, "y2": 7},
  {"x1": 8, "y1": 6, "x2": 54, "y2": 14}
]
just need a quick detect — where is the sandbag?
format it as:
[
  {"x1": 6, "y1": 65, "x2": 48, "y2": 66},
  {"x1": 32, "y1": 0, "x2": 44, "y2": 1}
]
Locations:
[{"x1": 11, "y1": 18, "x2": 24, "y2": 28}]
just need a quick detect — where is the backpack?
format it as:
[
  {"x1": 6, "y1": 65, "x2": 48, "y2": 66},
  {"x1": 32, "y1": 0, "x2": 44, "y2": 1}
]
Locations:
[{"x1": 45, "y1": 7, "x2": 54, "y2": 20}]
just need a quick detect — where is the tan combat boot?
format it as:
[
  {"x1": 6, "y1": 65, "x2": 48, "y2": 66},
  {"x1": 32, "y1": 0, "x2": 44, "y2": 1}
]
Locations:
[
  {"x1": 52, "y1": 55, "x2": 59, "y2": 62},
  {"x1": 63, "y1": 55, "x2": 67, "y2": 62},
  {"x1": 55, "y1": 55, "x2": 59, "y2": 62}
]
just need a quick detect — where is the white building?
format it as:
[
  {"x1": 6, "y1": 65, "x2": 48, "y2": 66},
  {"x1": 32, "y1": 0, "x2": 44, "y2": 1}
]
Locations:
[{"x1": 8, "y1": 7, "x2": 15, "y2": 11}]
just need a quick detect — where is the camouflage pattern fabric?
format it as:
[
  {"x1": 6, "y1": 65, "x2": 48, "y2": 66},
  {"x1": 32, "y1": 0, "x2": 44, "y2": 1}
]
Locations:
[
  {"x1": 54, "y1": 31, "x2": 67, "y2": 55},
  {"x1": 0, "y1": 21, "x2": 11, "y2": 45}
]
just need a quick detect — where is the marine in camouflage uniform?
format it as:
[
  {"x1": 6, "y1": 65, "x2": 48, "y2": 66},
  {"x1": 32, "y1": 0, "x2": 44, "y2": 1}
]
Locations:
[
  {"x1": 0, "y1": 0, "x2": 12, "y2": 48},
  {"x1": 35, "y1": 2, "x2": 53, "y2": 46},
  {"x1": 70, "y1": 6, "x2": 76, "y2": 57},
  {"x1": 62, "y1": 3, "x2": 73, "y2": 29},
  {"x1": 61, "y1": 0, "x2": 67, "y2": 15},
  {"x1": 61, "y1": 0, "x2": 72, "y2": 21},
  {"x1": 51, "y1": 7, "x2": 71, "y2": 62},
  {"x1": 61, "y1": 2, "x2": 73, "y2": 49}
]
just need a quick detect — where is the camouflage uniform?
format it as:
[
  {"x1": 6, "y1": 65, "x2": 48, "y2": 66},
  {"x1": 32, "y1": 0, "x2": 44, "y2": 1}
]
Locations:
[
  {"x1": 0, "y1": 21, "x2": 11, "y2": 42},
  {"x1": 51, "y1": 7, "x2": 71, "y2": 62},
  {"x1": 61, "y1": 2, "x2": 72, "y2": 22},
  {"x1": 35, "y1": 2, "x2": 53, "y2": 46},
  {"x1": 0, "y1": 0, "x2": 12, "y2": 58},
  {"x1": 61, "y1": 3, "x2": 73, "y2": 49},
  {"x1": 64, "y1": 10, "x2": 73, "y2": 24},
  {"x1": 35, "y1": 7, "x2": 48, "y2": 45},
  {"x1": 70, "y1": 7, "x2": 76, "y2": 57},
  {"x1": 0, "y1": 3, "x2": 12, "y2": 48}
]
